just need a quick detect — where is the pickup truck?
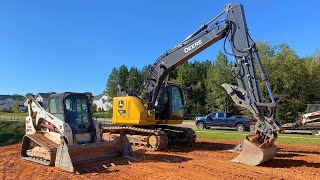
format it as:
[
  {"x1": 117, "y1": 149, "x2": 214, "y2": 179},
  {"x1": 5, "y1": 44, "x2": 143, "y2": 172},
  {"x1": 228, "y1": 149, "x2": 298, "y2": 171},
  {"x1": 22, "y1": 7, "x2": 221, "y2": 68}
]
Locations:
[{"x1": 195, "y1": 112, "x2": 253, "y2": 131}]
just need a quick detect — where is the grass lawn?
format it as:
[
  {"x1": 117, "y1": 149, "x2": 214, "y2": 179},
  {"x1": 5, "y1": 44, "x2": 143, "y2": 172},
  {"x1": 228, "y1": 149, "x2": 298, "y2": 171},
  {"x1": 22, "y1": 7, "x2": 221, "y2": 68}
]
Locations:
[
  {"x1": 0, "y1": 121, "x2": 25, "y2": 146},
  {"x1": 93, "y1": 113, "x2": 112, "y2": 119},
  {"x1": 0, "y1": 121, "x2": 318, "y2": 147},
  {"x1": 0, "y1": 112, "x2": 27, "y2": 117},
  {"x1": 195, "y1": 129, "x2": 320, "y2": 146}
]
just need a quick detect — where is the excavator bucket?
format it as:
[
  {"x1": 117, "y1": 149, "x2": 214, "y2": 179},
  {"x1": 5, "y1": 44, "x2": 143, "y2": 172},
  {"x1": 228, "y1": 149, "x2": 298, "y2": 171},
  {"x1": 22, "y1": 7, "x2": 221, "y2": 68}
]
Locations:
[
  {"x1": 55, "y1": 133, "x2": 134, "y2": 172},
  {"x1": 231, "y1": 139, "x2": 277, "y2": 166}
]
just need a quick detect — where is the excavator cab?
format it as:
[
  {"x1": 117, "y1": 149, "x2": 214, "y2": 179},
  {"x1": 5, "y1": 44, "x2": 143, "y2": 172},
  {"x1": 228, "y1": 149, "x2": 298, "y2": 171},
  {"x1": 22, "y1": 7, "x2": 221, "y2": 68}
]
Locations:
[{"x1": 155, "y1": 83, "x2": 184, "y2": 120}]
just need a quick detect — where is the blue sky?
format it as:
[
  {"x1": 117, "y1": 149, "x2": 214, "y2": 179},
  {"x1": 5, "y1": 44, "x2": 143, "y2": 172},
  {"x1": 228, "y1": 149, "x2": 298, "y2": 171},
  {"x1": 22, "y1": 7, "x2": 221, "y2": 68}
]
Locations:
[{"x1": 0, "y1": 0, "x2": 319, "y2": 96}]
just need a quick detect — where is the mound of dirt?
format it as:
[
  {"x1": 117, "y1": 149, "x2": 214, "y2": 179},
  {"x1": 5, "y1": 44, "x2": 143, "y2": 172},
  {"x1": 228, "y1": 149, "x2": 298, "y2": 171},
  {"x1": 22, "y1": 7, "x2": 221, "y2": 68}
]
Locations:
[{"x1": 0, "y1": 138, "x2": 319, "y2": 179}]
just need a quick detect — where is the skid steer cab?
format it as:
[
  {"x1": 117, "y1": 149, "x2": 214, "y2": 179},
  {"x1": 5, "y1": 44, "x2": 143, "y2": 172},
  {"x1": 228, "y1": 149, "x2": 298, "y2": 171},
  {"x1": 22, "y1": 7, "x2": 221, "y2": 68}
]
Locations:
[
  {"x1": 49, "y1": 93, "x2": 98, "y2": 144},
  {"x1": 21, "y1": 92, "x2": 134, "y2": 173}
]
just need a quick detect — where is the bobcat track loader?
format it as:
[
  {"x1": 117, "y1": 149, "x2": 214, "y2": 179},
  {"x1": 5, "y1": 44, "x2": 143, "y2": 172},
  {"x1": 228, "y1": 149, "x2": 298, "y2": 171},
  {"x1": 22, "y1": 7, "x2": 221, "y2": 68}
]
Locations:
[{"x1": 21, "y1": 92, "x2": 134, "y2": 172}]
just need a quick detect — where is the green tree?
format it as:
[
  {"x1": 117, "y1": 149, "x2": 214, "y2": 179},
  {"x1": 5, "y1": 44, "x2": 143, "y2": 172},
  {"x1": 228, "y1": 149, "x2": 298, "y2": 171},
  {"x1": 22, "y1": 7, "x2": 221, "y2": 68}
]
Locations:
[
  {"x1": 118, "y1": 65, "x2": 129, "y2": 91},
  {"x1": 127, "y1": 67, "x2": 142, "y2": 94},
  {"x1": 104, "y1": 42, "x2": 320, "y2": 122},
  {"x1": 138, "y1": 65, "x2": 152, "y2": 97},
  {"x1": 205, "y1": 52, "x2": 237, "y2": 114},
  {"x1": 141, "y1": 65, "x2": 151, "y2": 81},
  {"x1": 106, "y1": 67, "x2": 119, "y2": 100},
  {"x1": 258, "y1": 44, "x2": 313, "y2": 122},
  {"x1": 12, "y1": 100, "x2": 20, "y2": 113},
  {"x1": 173, "y1": 60, "x2": 211, "y2": 114},
  {"x1": 92, "y1": 104, "x2": 97, "y2": 113}
]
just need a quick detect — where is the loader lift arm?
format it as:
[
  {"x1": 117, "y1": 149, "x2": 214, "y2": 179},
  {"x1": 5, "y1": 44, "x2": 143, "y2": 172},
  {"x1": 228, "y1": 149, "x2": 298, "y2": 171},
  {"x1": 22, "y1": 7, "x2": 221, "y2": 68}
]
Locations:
[{"x1": 144, "y1": 4, "x2": 281, "y2": 164}]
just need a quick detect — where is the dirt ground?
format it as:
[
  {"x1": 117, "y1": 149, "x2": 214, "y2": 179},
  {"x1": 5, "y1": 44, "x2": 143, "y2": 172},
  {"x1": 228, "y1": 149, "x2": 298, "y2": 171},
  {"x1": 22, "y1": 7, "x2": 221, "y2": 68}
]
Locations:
[{"x1": 0, "y1": 138, "x2": 319, "y2": 180}]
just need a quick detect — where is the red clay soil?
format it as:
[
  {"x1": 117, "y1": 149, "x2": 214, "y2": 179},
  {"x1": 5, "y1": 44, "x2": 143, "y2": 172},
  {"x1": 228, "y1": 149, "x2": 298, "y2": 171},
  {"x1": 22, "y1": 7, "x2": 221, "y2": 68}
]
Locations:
[{"x1": 0, "y1": 138, "x2": 319, "y2": 180}]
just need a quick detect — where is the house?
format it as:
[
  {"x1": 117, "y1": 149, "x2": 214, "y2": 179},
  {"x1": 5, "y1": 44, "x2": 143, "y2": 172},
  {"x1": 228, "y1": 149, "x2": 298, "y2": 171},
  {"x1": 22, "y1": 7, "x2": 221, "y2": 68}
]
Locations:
[
  {"x1": 0, "y1": 95, "x2": 26, "y2": 112},
  {"x1": 23, "y1": 95, "x2": 35, "y2": 107},
  {"x1": 92, "y1": 94, "x2": 112, "y2": 112},
  {"x1": 34, "y1": 92, "x2": 55, "y2": 109}
]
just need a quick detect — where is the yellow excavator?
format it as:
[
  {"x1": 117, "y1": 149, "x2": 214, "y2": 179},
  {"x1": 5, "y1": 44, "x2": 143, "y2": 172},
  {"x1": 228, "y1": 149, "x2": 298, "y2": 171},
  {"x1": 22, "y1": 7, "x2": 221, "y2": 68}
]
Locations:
[
  {"x1": 21, "y1": 92, "x2": 134, "y2": 172},
  {"x1": 103, "y1": 4, "x2": 282, "y2": 165}
]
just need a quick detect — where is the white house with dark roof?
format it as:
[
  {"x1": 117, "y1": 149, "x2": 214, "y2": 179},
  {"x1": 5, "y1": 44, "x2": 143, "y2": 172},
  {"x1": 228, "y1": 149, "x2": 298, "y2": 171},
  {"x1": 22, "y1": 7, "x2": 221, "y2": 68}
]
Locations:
[
  {"x1": 35, "y1": 92, "x2": 55, "y2": 109},
  {"x1": 92, "y1": 94, "x2": 111, "y2": 112},
  {"x1": 23, "y1": 95, "x2": 35, "y2": 107},
  {"x1": 0, "y1": 95, "x2": 26, "y2": 112},
  {"x1": 23, "y1": 92, "x2": 55, "y2": 109}
]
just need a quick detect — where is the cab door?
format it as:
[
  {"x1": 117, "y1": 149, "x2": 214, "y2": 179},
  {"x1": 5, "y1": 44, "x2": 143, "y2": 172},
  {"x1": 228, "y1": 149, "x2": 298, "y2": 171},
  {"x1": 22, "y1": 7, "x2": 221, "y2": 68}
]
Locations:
[
  {"x1": 155, "y1": 84, "x2": 184, "y2": 120},
  {"x1": 168, "y1": 85, "x2": 184, "y2": 120}
]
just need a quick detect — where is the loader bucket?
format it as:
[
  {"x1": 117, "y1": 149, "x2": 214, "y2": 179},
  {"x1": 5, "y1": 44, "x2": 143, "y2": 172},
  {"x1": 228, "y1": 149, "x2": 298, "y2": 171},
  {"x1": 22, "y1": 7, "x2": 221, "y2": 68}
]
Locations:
[
  {"x1": 231, "y1": 139, "x2": 277, "y2": 166},
  {"x1": 55, "y1": 133, "x2": 134, "y2": 172}
]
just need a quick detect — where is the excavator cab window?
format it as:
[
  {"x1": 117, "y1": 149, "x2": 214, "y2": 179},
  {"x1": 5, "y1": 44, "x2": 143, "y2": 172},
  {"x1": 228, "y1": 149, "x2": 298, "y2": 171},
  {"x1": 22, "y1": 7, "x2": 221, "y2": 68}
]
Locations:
[
  {"x1": 170, "y1": 85, "x2": 184, "y2": 119},
  {"x1": 155, "y1": 84, "x2": 184, "y2": 120}
]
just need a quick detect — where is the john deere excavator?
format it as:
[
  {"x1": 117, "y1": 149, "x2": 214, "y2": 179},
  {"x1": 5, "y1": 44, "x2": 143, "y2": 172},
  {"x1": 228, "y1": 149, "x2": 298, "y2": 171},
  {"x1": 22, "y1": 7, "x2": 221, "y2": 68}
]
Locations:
[
  {"x1": 21, "y1": 92, "x2": 134, "y2": 172},
  {"x1": 104, "y1": 3, "x2": 281, "y2": 165}
]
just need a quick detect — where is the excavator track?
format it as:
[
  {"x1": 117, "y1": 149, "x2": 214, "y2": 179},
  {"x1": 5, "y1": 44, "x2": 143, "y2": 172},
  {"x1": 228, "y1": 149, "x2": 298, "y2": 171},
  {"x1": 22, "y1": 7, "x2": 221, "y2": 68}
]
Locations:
[
  {"x1": 21, "y1": 133, "x2": 59, "y2": 166},
  {"x1": 103, "y1": 126, "x2": 168, "y2": 151},
  {"x1": 102, "y1": 126, "x2": 196, "y2": 151},
  {"x1": 162, "y1": 126, "x2": 196, "y2": 146}
]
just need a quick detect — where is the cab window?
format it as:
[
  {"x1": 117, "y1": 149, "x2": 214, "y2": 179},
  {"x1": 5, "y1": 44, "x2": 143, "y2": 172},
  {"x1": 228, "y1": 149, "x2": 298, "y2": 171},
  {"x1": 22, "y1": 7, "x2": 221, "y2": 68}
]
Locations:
[{"x1": 49, "y1": 98, "x2": 64, "y2": 121}]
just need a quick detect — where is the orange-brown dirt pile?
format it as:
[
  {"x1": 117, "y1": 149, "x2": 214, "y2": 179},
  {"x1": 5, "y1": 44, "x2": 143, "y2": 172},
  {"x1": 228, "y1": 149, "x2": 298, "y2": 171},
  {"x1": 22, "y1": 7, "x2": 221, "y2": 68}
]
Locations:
[{"x1": 0, "y1": 138, "x2": 319, "y2": 180}]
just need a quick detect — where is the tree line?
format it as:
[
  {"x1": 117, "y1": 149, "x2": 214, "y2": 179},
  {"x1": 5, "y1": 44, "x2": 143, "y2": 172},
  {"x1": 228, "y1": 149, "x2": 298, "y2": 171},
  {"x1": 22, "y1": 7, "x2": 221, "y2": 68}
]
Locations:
[{"x1": 106, "y1": 42, "x2": 320, "y2": 123}]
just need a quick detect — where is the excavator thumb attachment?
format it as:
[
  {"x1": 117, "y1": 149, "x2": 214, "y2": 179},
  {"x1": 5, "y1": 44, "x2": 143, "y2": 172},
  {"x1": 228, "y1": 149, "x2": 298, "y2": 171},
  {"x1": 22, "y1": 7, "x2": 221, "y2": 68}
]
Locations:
[
  {"x1": 222, "y1": 83, "x2": 279, "y2": 165},
  {"x1": 231, "y1": 139, "x2": 277, "y2": 166},
  {"x1": 55, "y1": 133, "x2": 134, "y2": 172}
]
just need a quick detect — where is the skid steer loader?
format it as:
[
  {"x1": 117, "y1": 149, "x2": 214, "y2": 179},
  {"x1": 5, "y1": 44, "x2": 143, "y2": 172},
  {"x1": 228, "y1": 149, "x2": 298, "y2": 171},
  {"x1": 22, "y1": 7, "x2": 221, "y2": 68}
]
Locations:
[{"x1": 21, "y1": 92, "x2": 134, "y2": 172}]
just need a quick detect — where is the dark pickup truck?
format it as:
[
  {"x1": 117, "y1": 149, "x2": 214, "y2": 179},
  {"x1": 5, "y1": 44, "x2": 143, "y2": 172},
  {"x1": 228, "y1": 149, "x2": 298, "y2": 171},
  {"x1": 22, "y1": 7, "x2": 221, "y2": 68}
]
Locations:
[{"x1": 195, "y1": 112, "x2": 253, "y2": 131}]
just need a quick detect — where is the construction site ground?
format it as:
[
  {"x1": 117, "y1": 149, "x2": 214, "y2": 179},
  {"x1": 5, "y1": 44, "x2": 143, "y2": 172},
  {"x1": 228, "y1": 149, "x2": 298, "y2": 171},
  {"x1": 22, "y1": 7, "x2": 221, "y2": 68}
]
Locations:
[{"x1": 0, "y1": 138, "x2": 319, "y2": 180}]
